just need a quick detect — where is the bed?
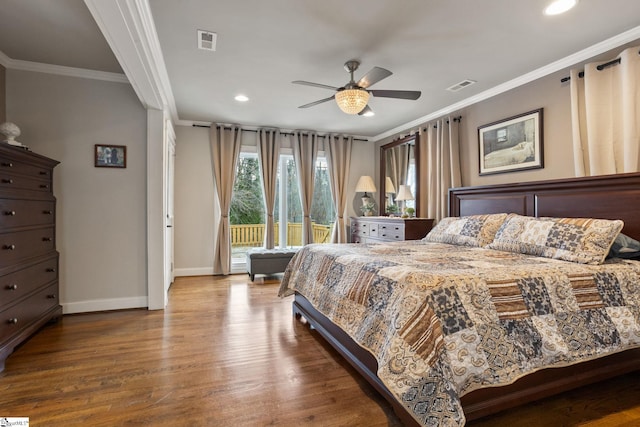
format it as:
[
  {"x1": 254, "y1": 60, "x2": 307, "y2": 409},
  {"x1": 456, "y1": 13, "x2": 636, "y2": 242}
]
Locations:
[{"x1": 279, "y1": 172, "x2": 640, "y2": 427}]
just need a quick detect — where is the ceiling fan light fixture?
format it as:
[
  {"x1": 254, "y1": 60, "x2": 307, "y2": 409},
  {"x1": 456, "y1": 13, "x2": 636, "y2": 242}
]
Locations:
[{"x1": 335, "y1": 89, "x2": 369, "y2": 114}]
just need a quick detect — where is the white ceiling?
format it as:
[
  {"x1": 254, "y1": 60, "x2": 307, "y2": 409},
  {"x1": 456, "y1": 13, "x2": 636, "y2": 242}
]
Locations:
[{"x1": 1, "y1": 0, "x2": 640, "y2": 140}]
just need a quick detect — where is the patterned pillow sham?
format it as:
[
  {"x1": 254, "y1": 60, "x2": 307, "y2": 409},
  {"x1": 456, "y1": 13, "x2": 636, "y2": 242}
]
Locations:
[
  {"x1": 486, "y1": 214, "x2": 624, "y2": 264},
  {"x1": 423, "y1": 213, "x2": 510, "y2": 247}
]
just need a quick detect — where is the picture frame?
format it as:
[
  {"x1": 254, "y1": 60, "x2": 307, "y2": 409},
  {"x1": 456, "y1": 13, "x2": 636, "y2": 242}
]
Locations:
[
  {"x1": 95, "y1": 144, "x2": 127, "y2": 168},
  {"x1": 478, "y1": 108, "x2": 543, "y2": 175}
]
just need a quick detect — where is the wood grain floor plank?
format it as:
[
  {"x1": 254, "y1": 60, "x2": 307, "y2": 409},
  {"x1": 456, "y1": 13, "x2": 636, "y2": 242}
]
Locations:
[{"x1": 0, "y1": 274, "x2": 638, "y2": 426}]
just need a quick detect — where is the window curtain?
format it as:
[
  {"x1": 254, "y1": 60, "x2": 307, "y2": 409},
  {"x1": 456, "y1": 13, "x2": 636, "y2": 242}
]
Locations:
[
  {"x1": 570, "y1": 45, "x2": 640, "y2": 176},
  {"x1": 292, "y1": 132, "x2": 318, "y2": 245},
  {"x1": 419, "y1": 118, "x2": 462, "y2": 221},
  {"x1": 257, "y1": 129, "x2": 280, "y2": 249},
  {"x1": 325, "y1": 134, "x2": 353, "y2": 243},
  {"x1": 210, "y1": 125, "x2": 242, "y2": 274}
]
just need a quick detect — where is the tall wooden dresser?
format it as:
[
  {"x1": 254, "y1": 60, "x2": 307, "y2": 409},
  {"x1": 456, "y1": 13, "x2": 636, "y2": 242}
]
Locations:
[
  {"x1": 0, "y1": 143, "x2": 61, "y2": 371},
  {"x1": 351, "y1": 216, "x2": 434, "y2": 243}
]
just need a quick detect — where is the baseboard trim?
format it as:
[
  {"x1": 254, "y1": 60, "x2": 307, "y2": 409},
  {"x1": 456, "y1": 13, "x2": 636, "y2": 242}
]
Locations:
[
  {"x1": 175, "y1": 265, "x2": 247, "y2": 276},
  {"x1": 62, "y1": 296, "x2": 148, "y2": 314},
  {"x1": 175, "y1": 267, "x2": 215, "y2": 277}
]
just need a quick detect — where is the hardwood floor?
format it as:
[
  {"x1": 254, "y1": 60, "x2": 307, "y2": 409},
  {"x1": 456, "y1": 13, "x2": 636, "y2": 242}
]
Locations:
[{"x1": 1, "y1": 274, "x2": 639, "y2": 426}]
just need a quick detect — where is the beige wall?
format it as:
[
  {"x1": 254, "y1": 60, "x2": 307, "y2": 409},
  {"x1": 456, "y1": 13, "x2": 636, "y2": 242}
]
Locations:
[
  {"x1": 174, "y1": 125, "x2": 216, "y2": 275},
  {"x1": 377, "y1": 67, "x2": 577, "y2": 200},
  {"x1": 458, "y1": 68, "x2": 574, "y2": 187},
  {"x1": 173, "y1": 126, "x2": 376, "y2": 275},
  {"x1": 7, "y1": 70, "x2": 148, "y2": 313}
]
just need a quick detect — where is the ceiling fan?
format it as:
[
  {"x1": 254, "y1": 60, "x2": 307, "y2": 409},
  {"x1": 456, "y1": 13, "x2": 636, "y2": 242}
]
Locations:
[{"x1": 293, "y1": 60, "x2": 421, "y2": 116}]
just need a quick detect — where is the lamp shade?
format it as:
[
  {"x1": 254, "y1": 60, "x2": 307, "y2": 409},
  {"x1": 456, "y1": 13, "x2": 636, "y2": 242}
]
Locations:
[
  {"x1": 385, "y1": 177, "x2": 396, "y2": 194},
  {"x1": 355, "y1": 175, "x2": 377, "y2": 193},
  {"x1": 395, "y1": 184, "x2": 414, "y2": 201},
  {"x1": 335, "y1": 89, "x2": 369, "y2": 114}
]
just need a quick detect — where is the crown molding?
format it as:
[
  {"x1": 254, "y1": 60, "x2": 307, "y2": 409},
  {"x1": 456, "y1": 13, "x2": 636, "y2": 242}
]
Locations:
[
  {"x1": 84, "y1": 0, "x2": 178, "y2": 121},
  {"x1": 372, "y1": 25, "x2": 640, "y2": 142},
  {"x1": 0, "y1": 49, "x2": 128, "y2": 83},
  {"x1": 0, "y1": 51, "x2": 11, "y2": 68}
]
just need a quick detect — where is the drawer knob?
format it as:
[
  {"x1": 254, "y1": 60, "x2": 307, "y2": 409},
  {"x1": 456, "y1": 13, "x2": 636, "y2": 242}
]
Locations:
[
  {"x1": 8, "y1": 318, "x2": 18, "y2": 325},
  {"x1": 4, "y1": 211, "x2": 16, "y2": 216},
  {"x1": 3, "y1": 244, "x2": 16, "y2": 250},
  {"x1": 2, "y1": 178, "x2": 13, "y2": 184},
  {"x1": 1, "y1": 162, "x2": 13, "y2": 167},
  {"x1": 46, "y1": 268, "x2": 57, "y2": 273},
  {"x1": 40, "y1": 184, "x2": 49, "y2": 189},
  {"x1": 39, "y1": 171, "x2": 48, "y2": 175},
  {"x1": 47, "y1": 294, "x2": 56, "y2": 299},
  {"x1": 7, "y1": 284, "x2": 18, "y2": 290},
  {"x1": 43, "y1": 210, "x2": 53, "y2": 215},
  {"x1": 42, "y1": 237, "x2": 53, "y2": 242}
]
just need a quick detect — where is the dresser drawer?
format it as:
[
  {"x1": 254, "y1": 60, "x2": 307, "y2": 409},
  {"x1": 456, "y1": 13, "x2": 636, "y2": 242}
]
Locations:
[
  {"x1": 0, "y1": 256, "x2": 58, "y2": 312},
  {"x1": 354, "y1": 222, "x2": 368, "y2": 237},
  {"x1": 0, "y1": 227, "x2": 55, "y2": 268},
  {"x1": 0, "y1": 282, "x2": 59, "y2": 344},
  {"x1": 378, "y1": 223, "x2": 405, "y2": 240},
  {"x1": 0, "y1": 199, "x2": 55, "y2": 229},
  {"x1": 0, "y1": 157, "x2": 52, "y2": 181},
  {"x1": 0, "y1": 170, "x2": 52, "y2": 193}
]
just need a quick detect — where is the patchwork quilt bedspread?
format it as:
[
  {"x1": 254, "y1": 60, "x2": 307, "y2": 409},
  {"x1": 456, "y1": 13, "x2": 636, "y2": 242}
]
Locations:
[{"x1": 278, "y1": 241, "x2": 640, "y2": 426}]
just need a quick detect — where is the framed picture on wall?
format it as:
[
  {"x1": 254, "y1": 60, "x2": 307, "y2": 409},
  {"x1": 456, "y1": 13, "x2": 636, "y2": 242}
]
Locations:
[
  {"x1": 478, "y1": 108, "x2": 543, "y2": 175},
  {"x1": 95, "y1": 144, "x2": 127, "y2": 168}
]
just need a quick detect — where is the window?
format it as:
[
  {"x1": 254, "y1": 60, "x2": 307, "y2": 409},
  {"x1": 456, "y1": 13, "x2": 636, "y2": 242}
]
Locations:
[
  {"x1": 274, "y1": 154, "x2": 335, "y2": 247},
  {"x1": 230, "y1": 150, "x2": 335, "y2": 265},
  {"x1": 310, "y1": 157, "x2": 335, "y2": 243}
]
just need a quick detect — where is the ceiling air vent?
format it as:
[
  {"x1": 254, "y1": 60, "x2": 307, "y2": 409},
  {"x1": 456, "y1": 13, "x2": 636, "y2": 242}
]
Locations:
[
  {"x1": 197, "y1": 30, "x2": 217, "y2": 51},
  {"x1": 447, "y1": 79, "x2": 476, "y2": 92}
]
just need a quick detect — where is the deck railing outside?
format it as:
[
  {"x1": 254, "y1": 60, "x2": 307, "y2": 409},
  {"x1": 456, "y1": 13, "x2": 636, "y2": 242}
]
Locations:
[{"x1": 230, "y1": 222, "x2": 333, "y2": 248}]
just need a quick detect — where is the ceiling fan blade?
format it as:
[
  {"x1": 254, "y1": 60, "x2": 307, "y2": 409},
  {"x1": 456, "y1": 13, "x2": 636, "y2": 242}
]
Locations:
[
  {"x1": 357, "y1": 67, "x2": 392, "y2": 88},
  {"x1": 369, "y1": 90, "x2": 421, "y2": 100},
  {"x1": 298, "y1": 95, "x2": 335, "y2": 109},
  {"x1": 292, "y1": 80, "x2": 339, "y2": 91},
  {"x1": 358, "y1": 105, "x2": 374, "y2": 116}
]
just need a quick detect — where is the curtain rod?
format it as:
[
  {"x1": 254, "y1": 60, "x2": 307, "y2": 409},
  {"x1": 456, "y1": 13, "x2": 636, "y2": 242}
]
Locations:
[
  {"x1": 424, "y1": 115, "x2": 462, "y2": 130},
  {"x1": 560, "y1": 54, "x2": 631, "y2": 83},
  {"x1": 192, "y1": 124, "x2": 368, "y2": 141},
  {"x1": 394, "y1": 116, "x2": 462, "y2": 140}
]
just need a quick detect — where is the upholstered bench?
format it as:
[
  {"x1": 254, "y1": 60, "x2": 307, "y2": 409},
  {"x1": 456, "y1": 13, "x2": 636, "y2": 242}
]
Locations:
[{"x1": 246, "y1": 247, "x2": 300, "y2": 281}]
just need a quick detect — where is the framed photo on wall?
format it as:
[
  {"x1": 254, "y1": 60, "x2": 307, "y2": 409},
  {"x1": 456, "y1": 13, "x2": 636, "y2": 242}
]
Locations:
[
  {"x1": 95, "y1": 144, "x2": 127, "y2": 168},
  {"x1": 478, "y1": 108, "x2": 543, "y2": 175}
]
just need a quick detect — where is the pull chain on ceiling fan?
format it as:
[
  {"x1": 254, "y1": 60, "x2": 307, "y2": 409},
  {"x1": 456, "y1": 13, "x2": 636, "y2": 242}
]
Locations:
[{"x1": 293, "y1": 60, "x2": 421, "y2": 115}]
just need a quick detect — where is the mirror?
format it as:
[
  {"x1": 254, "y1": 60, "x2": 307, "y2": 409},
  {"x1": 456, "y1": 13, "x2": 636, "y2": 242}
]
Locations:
[{"x1": 379, "y1": 134, "x2": 420, "y2": 217}]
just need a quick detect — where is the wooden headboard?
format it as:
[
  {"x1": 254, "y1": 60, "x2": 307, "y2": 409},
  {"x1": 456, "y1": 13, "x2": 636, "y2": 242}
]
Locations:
[{"x1": 449, "y1": 172, "x2": 640, "y2": 241}]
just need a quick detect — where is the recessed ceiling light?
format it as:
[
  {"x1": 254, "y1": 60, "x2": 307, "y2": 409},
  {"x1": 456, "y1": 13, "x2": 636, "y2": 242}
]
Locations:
[
  {"x1": 234, "y1": 94, "x2": 249, "y2": 102},
  {"x1": 362, "y1": 110, "x2": 375, "y2": 117},
  {"x1": 544, "y1": 0, "x2": 578, "y2": 15}
]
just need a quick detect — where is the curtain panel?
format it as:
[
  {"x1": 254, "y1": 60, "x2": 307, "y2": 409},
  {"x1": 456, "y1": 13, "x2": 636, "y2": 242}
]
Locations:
[
  {"x1": 257, "y1": 129, "x2": 281, "y2": 249},
  {"x1": 210, "y1": 125, "x2": 242, "y2": 275},
  {"x1": 325, "y1": 134, "x2": 353, "y2": 243},
  {"x1": 570, "y1": 45, "x2": 640, "y2": 176},
  {"x1": 292, "y1": 132, "x2": 319, "y2": 245},
  {"x1": 419, "y1": 118, "x2": 462, "y2": 221}
]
